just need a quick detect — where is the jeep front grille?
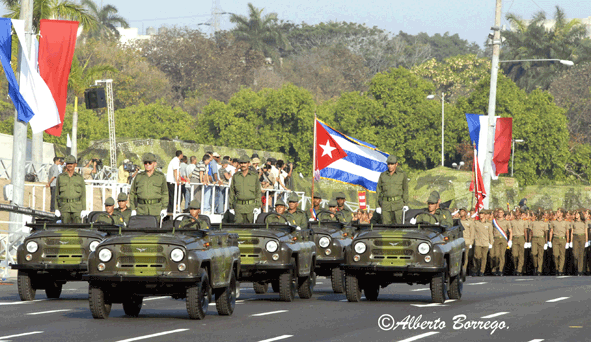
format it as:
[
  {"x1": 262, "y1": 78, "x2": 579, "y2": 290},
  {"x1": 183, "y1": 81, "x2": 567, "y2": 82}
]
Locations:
[
  {"x1": 237, "y1": 238, "x2": 264, "y2": 263},
  {"x1": 44, "y1": 248, "x2": 84, "y2": 257},
  {"x1": 373, "y1": 239, "x2": 412, "y2": 247},
  {"x1": 121, "y1": 245, "x2": 164, "y2": 253},
  {"x1": 370, "y1": 238, "x2": 415, "y2": 260},
  {"x1": 116, "y1": 244, "x2": 166, "y2": 269},
  {"x1": 119, "y1": 256, "x2": 166, "y2": 265}
]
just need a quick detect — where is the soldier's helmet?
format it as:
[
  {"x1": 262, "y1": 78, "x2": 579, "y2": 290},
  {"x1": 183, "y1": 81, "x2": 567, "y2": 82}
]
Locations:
[
  {"x1": 287, "y1": 193, "x2": 299, "y2": 203},
  {"x1": 65, "y1": 155, "x2": 77, "y2": 164},
  {"x1": 238, "y1": 156, "x2": 250, "y2": 163},
  {"x1": 117, "y1": 192, "x2": 128, "y2": 201},
  {"x1": 427, "y1": 191, "x2": 440, "y2": 204},
  {"x1": 328, "y1": 199, "x2": 338, "y2": 207},
  {"x1": 142, "y1": 153, "x2": 157, "y2": 163},
  {"x1": 104, "y1": 197, "x2": 115, "y2": 206},
  {"x1": 334, "y1": 191, "x2": 346, "y2": 200},
  {"x1": 386, "y1": 155, "x2": 397, "y2": 164},
  {"x1": 313, "y1": 191, "x2": 323, "y2": 199},
  {"x1": 189, "y1": 199, "x2": 201, "y2": 209},
  {"x1": 275, "y1": 199, "x2": 287, "y2": 207}
]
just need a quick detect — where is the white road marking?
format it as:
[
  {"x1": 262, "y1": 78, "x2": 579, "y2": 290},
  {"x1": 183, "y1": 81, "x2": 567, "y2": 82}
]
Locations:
[
  {"x1": 316, "y1": 282, "x2": 324, "y2": 284},
  {"x1": 515, "y1": 279, "x2": 533, "y2": 281},
  {"x1": 0, "y1": 300, "x2": 45, "y2": 305},
  {"x1": 258, "y1": 335, "x2": 293, "y2": 342},
  {"x1": 411, "y1": 288, "x2": 429, "y2": 292},
  {"x1": 480, "y1": 312, "x2": 509, "y2": 319},
  {"x1": 27, "y1": 309, "x2": 72, "y2": 315},
  {"x1": 143, "y1": 296, "x2": 168, "y2": 301},
  {"x1": 411, "y1": 300, "x2": 454, "y2": 308},
  {"x1": 397, "y1": 331, "x2": 440, "y2": 342},
  {"x1": 528, "y1": 340, "x2": 544, "y2": 342},
  {"x1": 115, "y1": 329, "x2": 189, "y2": 342},
  {"x1": 0, "y1": 331, "x2": 44, "y2": 340},
  {"x1": 251, "y1": 310, "x2": 288, "y2": 317},
  {"x1": 465, "y1": 282, "x2": 487, "y2": 285},
  {"x1": 557, "y1": 276, "x2": 572, "y2": 279},
  {"x1": 546, "y1": 297, "x2": 570, "y2": 303},
  {"x1": 340, "y1": 299, "x2": 348, "y2": 302}
]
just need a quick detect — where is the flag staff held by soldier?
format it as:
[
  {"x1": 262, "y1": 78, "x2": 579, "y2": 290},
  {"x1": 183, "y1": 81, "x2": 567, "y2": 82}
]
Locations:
[
  {"x1": 54, "y1": 155, "x2": 86, "y2": 223},
  {"x1": 129, "y1": 153, "x2": 168, "y2": 220}
]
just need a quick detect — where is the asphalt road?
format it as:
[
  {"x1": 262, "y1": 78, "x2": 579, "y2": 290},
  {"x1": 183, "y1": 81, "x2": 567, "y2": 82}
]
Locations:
[{"x1": 0, "y1": 275, "x2": 588, "y2": 342}]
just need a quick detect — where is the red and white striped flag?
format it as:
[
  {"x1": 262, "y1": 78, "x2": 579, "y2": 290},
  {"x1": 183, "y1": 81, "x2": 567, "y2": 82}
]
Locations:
[{"x1": 469, "y1": 145, "x2": 486, "y2": 219}]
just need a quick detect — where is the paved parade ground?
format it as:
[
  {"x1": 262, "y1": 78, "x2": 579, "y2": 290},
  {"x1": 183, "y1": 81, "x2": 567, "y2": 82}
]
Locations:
[{"x1": 0, "y1": 275, "x2": 588, "y2": 342}]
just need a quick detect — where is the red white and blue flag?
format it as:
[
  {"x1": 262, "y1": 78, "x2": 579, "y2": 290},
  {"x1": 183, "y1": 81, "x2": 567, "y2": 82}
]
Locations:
[
  {"x1": 492, "y1": 218, "x2": 508, "y2": 241},
  {"x1": 465, "y1": 114, "x2": 513, "y2": 178}
]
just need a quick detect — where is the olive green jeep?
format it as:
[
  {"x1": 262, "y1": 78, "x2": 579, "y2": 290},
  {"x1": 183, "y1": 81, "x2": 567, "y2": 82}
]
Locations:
[
  {"x1": 220, "y1": 213, "x2": 316, "y2": 302},
  {"x1": 310, "y1": 210, "x2": 354, "y2": 293},
  {"x1": 83, "y1": 214, "x2": 240, "y2": 320},
  {"x1": 8, "y1": 207, "x2": 117, "y2": 301},
  {"x1": 342, "y1": 209, "x2": 465, "y2": 303}
]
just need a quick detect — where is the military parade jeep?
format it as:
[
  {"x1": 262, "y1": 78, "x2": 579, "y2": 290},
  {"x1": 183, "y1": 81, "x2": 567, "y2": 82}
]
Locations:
[
  {"x1": 342, "y1": 209, "x2": 465, "y2": 303},
  {"x1": 311, "y1": 210, "x2": 354, "y2": 293},
  {"x1": 7, "y1": 205, "x2": 115, "y2": 301},
  {"x1": 221, "y1": 213, "x2": 316, "y2": 302},
  {"x1": 83, "y1": 214, "x2": 240, "y2": 320}
]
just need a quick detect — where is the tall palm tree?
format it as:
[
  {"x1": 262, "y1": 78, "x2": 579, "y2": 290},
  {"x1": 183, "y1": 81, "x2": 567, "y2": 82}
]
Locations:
[
  {"x1": 2, "y1": 0, "x2": 97, "y2": 33},
  {"x1": 230, "y1": 3, "x2": 289, "y2": 64},
  {"x1": 81, "y1": 0, "x2": 129, "y2": 39},
  {"x1": 502, "y1": 6, "x2": 591, "y2": 91}
]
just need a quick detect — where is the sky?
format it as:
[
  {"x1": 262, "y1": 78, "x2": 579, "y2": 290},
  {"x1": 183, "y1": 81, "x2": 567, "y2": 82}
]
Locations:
[{"x1": 1, "y1": 0, "x2": 588, "y2": 46}]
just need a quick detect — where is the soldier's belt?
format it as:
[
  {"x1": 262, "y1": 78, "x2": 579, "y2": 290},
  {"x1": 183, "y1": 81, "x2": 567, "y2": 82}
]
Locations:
[
  {"x1": 138, "y1": 199, "x2": 161, "y2": 204},
  {"x1": 513, "y1": 235, "x2": 525, "y2": 239},
  {"x1": 236, "y1": 199, "x2": 255, "y2": 205},
  {"x1": 60, "y1": 198, "x2": 81, "y2": 203},
  {"x1": 553, "y1": 237, "x2": 566, "y2": 239},
  {"x1": 574, "y1": 234, "x2": 586, "y2": 236},
  {"x1": 384, "y1": 196, "x2": 402, "y2": 201},
  {"x1": 494, "y1": 236, "x2": 505, "y2": 239}
]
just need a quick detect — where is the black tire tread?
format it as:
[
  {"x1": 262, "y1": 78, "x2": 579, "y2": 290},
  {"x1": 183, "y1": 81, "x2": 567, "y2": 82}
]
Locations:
[
  {"x1": 331, "y1": 267, "x2": 345, "y2": 293},
  {"x1": 448, "y1": 275, "x2": 463, "y2": 300},
  {"x1": 279, "y1": 272, "x2": 295, "y2": 302},
  {"x1": 430, "y1": 273, "x2": 446, "y2": 303},
  {"x1": 89, "y1": 286, "x2": 111, "y2": 319},
  {"x1": 17, "y1": 271, "x2": 36, "y2": 301},
  {"x1": 186, "y1": 269, "x2": 209, "y2": 320},
  {"x1": 345, "y1": 273, "x2": 361, "y2": 302},
  {"x1": 216, "y1": 272, "x2": 236, "y2": 316}
]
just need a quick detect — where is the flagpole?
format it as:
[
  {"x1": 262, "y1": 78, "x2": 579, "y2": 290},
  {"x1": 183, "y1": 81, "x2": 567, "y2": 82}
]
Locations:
[{"x1": 311, "y1": 112, "x2": 317, "y2": 205}]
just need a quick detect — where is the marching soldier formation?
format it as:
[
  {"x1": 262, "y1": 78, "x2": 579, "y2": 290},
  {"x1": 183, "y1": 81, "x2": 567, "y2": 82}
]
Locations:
[{"x1": 464, "y1": 208, "x2": 591, "y2": 276}]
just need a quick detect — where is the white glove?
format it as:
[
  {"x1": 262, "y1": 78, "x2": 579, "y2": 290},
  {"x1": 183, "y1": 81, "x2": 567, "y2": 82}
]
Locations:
[
  {"x1": 376, "y1": 207, "x2": 382, "y2": 214},
  {"x1": 402, "y1": 206, "x2": 409, "y2": 212},
  {"x1": 469, "y1": 245, "x2": 472, "y2": 249},
  {"x1": 585, "y1": 241, "x2": 590, "y2": 248},
  {"x1": 543, "y1": 243, "x2": 548, "y2": 250},
  {"x1": 409, "y1": 217, "x2": 417, "y2": 224},
  {"x1": 54, "y1": 209, "x2": 61, "y2": 217},
  {"x1": 508, "y1": 241, "x2": 512, "y2": 249},
  {"x1": 488, "y1": 244, "x2": 493, "y2": 249},
  {"x1": 229, "y1": 209, "x2": 235, "y2": 215},
  {"x1": 131, "y1": 210, "x2": 137, "y2": 216},
  {"x1": 565, "y1": 244, "x2": 570, "y2": 250},
  {"x1": 80, "y1": 210, "x2": 90, "y2": 219},
  {"x1": 569, "y1": 242, "x2": 573, "y2": 248},
  {"x1": 548, "y1": 242, "x2": 552, "y2": 248},
  {"x1": 296, "y1": 226, "x2": 301, "y2": 231},
  {"x1": 525, "y1": 242, "x2": 531, "y2": 249},
  {"x1": 160, "y1": 209, "x2": 167, "y2": 218},
  {"x1": 253, "y1": 208, "x2": 261, "y2": 215}
]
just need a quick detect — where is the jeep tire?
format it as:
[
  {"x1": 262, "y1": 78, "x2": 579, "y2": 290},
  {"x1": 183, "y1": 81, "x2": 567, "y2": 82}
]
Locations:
[
  {"x1": 123, "y1": 296, "x2": 143, "y2": 317},
  {"x1": 448, "y1": 275, "x2": 463, "y2": 300},
  {"x1": 216, "y1": 271, "x2": 236, "y2": 316},
  {"x1": 430, "y1": 272, "x2": 447, "y2": 303},
  {"x1": 297, "y1": 270, "x2": 315, "y2": 299},
  {"x1": 45, "y1": 283, "x2": 62, "y2": 299},
  {"x1": 253, "y1": 281, "x2": 269, "y2": 294},
  {"x1": 17, "y1": 271, "x2": 36, "y2": 301},
  {"x1": 331, "y1": 267, "x2": 345, "y2": 293},
  {"x1": 279, "y1": 271, "x2": 296, "y2": 302},
  {"x1": 89, "y1": 285, "x2": 112, "y2": 319},
  {"x1": 345, "y1": 272, "x2": 362, "y2": 302},
  {"x1": 186, "y1": 269, "x2": 210, "y2": 320},
  {"x1": 364, "y1": 283, "x2": 379, "y2": 301}
]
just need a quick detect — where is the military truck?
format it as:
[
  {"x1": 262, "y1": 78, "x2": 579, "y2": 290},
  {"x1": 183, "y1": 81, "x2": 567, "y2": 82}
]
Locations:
[
  {"x1": 7, "y1": 205, "x2": 116, "y2": 301},
  {"x1": 221, "y1": 213, "x2": 316, "y2": 302},
  {"x1": 342, "y1": 209, "x2": 465, "y2": 303},
  {"x1": 83, "y1": 214, "x2": 240, "y2": 320},
  {"x1": 311, "y1": 210, "x2": 354, "y2": 293}
]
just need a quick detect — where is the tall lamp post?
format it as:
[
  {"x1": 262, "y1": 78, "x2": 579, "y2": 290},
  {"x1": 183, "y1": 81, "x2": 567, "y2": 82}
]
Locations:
[
  {"x1": 427, "y1": 92, "x2": 445, "y2": 167},
  {"x1": 511, "y1": 139, "x2": 524, "y2": 177}
]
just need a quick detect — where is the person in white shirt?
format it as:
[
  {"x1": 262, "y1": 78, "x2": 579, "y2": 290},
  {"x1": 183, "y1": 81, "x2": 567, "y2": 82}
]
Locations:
[
  {"x1": 226, "y1": 157, "x2": 237, "y2": 176},
  {"x1": 166, "y1": 150, "x2": 183, "y2": 212},
  {"x1": 268, "y1": 158, "x2": 279, "y2": 189}
]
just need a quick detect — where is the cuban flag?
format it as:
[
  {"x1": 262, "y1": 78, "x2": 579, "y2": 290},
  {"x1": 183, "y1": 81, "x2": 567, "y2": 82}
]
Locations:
[
  {"x1": 314, "y1": 119, "x2": 388, "y2": 192},
  {"x1": 465, "y1": 114, "x2": 513, "y2": 179},
  {"x1": 0, "y1": 18, "x2": 78, "y2": 135}
]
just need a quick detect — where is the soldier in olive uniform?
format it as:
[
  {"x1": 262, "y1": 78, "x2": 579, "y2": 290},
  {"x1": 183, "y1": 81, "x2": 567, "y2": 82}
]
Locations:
[
  {"x1": 96, "y1": 197, "x2": 125, "y2": 226},
  {"x1": 229, "y1": 156, "x2": 261, "y2": 223},
  {"x1": 491, "y1": 209, "x2": 512, "y2": 276},
  {"x1": 377, "y1": 155, "x2": 408, "y2": 224},
  {"x1": 414, "y1": 191, "x2": 452, "y2": 227},
  {"x1": 530, "y1": 212, "x2": 548, "y2": 276},
  {"x1": 129, "y1": 153, "x2": 169, "y2": 219},
  {"x1": 570, "y1": 211, "x2": 588, "y2": 276},
  {"x1": 460, "y1": 208, "x2": 474, "y2": 276},
  {"x1": 550, "y1": 210, "x2": 570, "y2": 275},
  {"x1": 334, "y1": 192, "x2": 354, "y2": 223},
  {"x1": 181, "y1": 199, "x2": 210, "y2": 230},
  {"x1": 317, "y1": 200, "x2": 346, "y2": 223},
  {"x1": 54, "y1": 155, "x2": 86, "y2": 224},
  {"x1": 115, "y1": 192, "x2": 132, "y2": 225},
  {"x1": 473, "y1": 214, "x2": 494, "y2": 276},
  {"x1": 309, "y1": 191, "x2": 323, "y2": 220},
  {"x1": 287, "y1": 193, "x2": 309, "y2": 228},
  {"x1": 511, "y1": 211, "x2": 528, "y2": 275},
  {"x1": 266, "y1": 199, "x2": 296, "y2": 225}
]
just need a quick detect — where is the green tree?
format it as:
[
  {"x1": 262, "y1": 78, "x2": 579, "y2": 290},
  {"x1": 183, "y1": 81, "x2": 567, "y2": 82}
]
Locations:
[
  {"x1": 81, "y1": 0, "x2": 129, "y2": 39},
  {"x1": 230, "y1": 3, "x2": 288, "y2": 64},
  {"x1": 2, "y1": 0, "x2": 97, "y2": 33},
  {"x1": 502, "y1": 6, "x2": 591, "y2": 91}
]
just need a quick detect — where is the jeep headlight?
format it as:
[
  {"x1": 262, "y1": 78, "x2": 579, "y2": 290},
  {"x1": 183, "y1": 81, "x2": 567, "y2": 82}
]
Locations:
[
  {"x1": 26, "y1": 241, "x2": 38, "y2": 253},
  {"x1": 89, "y1": 240, "x2": 100, "y2": 252},
  {"x1": 98, "y1": 248, "x2": 112, "y2": 262},
  {"x1": 418, "y1": 242, "x2": 430, "y2": 255},
  {"x1": 318, "y1": 236, "x2": 330, "y2": 248},
  {"x1": 170, "y1": 248, "x2": 185, "y2": 262},
  {"x1": 354, "y1": 242, "x2": 367, "y2": 254},
  {"x1": 266, "y1": 240, "x2": 279, "y2": 253}
]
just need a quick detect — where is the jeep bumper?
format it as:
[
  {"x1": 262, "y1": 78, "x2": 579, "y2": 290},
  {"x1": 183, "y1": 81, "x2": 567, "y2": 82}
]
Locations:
[
  {"x1": 11, "y1": 264, "x2": 87, "y2": 271},
  {"x1": 82, "y1": 274, "x2": 202, "y2": 283},
  {"x1": 340, "y1": 265, "x2": 445, "y2": 273}
]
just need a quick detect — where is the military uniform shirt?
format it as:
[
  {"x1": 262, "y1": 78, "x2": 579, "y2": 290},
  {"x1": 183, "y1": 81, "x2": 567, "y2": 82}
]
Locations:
[
  {"x1": 531, "y1": 221, "x2": 548, "y2": 237},
  {"x1": 551, "y1": 220, "x2": 570, "y2": 238},
  {"x1": 461, "y1": 219, "x2": 474, "y2": 245},
  {"x1": 266, "y1": 212, "x2": 296, "y2": 225},
  {"x1": 54, "y1": 172, "x2": 86, "y2": 212},
  {"x1": 229, "y1": 170, "x2": 261, "y2": 208},
  {"x1": 115, "y1": 208, "x2": 132, "y2": 224},
  {"x1": 473, "y1": 221, "x2": 494, "y2": 247},
  {"x1": 129, "y1": 170, "x2": 168, "y2": 211},
  {"x1": 376, "y1": 169, "x2": 408, "y2": 205},
  {"x1": 511, "y1": 219, "x2": 528, "y2": 237},
  {"x1": 289, "y1": 209, "x2": 309, "y2": 228},
  {"x1": 492, "y1": 219, "x2": 511, "y2": 238},
  {"x1": 337, "y1": 206, "x2": 354, "y2": 223},
  {"x1": 572, "y1": 221, "x2": 587, "y2": 235}
]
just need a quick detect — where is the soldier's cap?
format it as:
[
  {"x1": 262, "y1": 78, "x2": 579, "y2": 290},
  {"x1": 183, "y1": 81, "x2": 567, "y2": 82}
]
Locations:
[
  {"x1": 142, "y1": 153, "x2": 157, "y2": 162},
  {"x1": 334, "y1": 191, "x2": 346, "y2": 199},
  {"x1": 117, "y1": 192, "x2": 128, "y2": 201},
  {"x1": 104, "y1": 197, "x2": 115, "y2": 206},
  {"x1": 386, "y1": 155, "x2": 397, "y2": 164},
  {"x1": 212, "y1": 152, "x2": 220, "y2": 157},
  {"x1": 427, "y1": 191, "x2": 440, "y2": 204},
  {"x1": 288, "y1": 193, "x2": 299, "y2": 203},
  {"x1": 275, "y1": 199, "x2": 286, "y2": 207},
  {"x1": 328, "y1": 199, "x2": 338, "y2": 207},
  {"x1": 65, "y1": 155, "x2": 77, "y2": 164},
  {"x1": 189, "y1": 199, "x2": 201, "y2": 209},
  {"x1": 251, "y1": 157, "x2": 261, "y2": 164},
  {"x1": 313, "y1": 192, "x2": 323, "y2": 199},
  {"x1": 238, "y1": 155, "x2": 250, "y2": 163}
]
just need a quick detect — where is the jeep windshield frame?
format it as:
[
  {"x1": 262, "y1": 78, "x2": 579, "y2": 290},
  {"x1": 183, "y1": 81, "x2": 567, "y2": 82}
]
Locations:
[{"x1": 352, "y1": 223, "x2": 445, "y2": 234}]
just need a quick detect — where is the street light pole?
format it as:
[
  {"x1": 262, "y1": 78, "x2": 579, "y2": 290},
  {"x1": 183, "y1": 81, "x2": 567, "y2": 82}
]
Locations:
[
  {"x1": 441, "y1": 92, "x2": 445, "y2": 167},
  {"x1": 511, "y1": 139, "x2": 524, "y2": 177}
]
